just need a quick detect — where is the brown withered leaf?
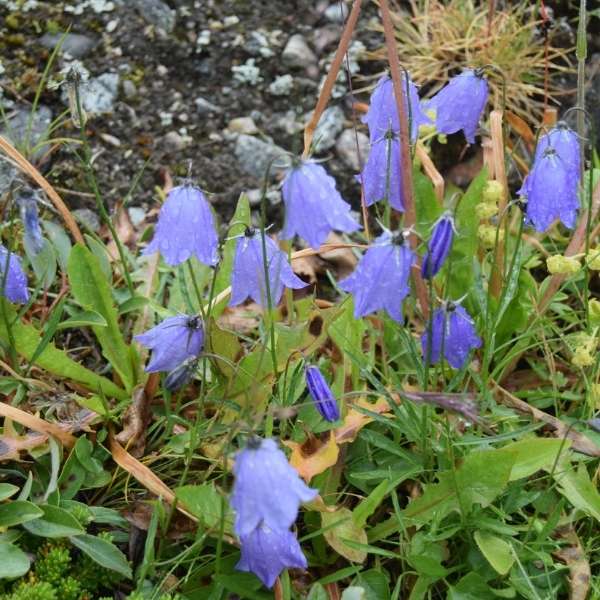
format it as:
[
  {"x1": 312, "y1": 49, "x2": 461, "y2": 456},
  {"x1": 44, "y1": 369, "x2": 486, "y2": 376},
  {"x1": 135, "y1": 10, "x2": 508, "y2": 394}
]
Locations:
[
  {"x1": 318, "y1": 232, "x2": 358, "y2": 279},
  {"x1": 115, "y1": 386, "x2": 152, "y2": 458},
  {"x1": 335, "y1": 398, "x2": 391, "y2": 444},
  {"x1": 106, "y1": 201, "x2": 137, "y2": 259},
  {"x1": 217, "y1": 304, "x2": 261, "y2": 334},
  {"x1": 0, "y1": 432, "x2": 48, "y2": 461},
  {"x1": 554, "y1": 526, "x2": 591, "y2": 600},
  {"x1": 284, "y1": 431, "x2": 339, "y2": 482},
  {"x1": 292, "y1": 255, "x2": 323, "y2": 285}
]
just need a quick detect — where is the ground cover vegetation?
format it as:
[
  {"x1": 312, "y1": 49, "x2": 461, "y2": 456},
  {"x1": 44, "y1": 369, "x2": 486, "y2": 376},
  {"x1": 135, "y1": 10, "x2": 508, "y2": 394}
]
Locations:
[{"x1": 0, "y1": 0, "x2": 600, "y2": 599}]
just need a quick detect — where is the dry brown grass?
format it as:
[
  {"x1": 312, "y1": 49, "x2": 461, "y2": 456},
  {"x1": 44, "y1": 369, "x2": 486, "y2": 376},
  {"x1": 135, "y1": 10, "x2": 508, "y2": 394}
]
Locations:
[{"x1": 369, "y1": 0, "x2": 573, "y2": 121}]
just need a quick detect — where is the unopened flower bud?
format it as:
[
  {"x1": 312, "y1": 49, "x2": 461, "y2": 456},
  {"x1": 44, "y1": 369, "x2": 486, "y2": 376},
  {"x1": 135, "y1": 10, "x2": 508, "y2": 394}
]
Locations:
[
  {"x1": 587, "y1": 247, "x2": 600, "y2": 270},
  {"x1": 482, "y1": 180, "x2": 504, "y2": 204},
  {"x1": 305, "y1": 365, "x2": 340, "y2": 422},
  {"x1": 546, "y1": 255, "x2": 581, "y2": 275},
  {"x1": 572, "y1": 334, "x2": 596, "y2": 368},
  {"x1": 475, "y1": 201, "x2": 498, "y2": 219}
]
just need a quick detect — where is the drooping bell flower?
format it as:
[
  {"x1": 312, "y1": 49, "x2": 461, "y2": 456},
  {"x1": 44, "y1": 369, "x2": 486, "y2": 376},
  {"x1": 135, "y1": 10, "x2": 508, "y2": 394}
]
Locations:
[
  {"x1": 18, "y1": 189, "x2": 44, "y2": 254},
  {"x1": 281, "y1": 160, "x2": 360, "y2": 250},
  {"x1": 339, "y1": 231, "x2": 415, "y2": 322},
  {"x1": 164, "y1": 357, "x2": 199, "y2": 391},
  {"x1": 360, "y1": 127, "x2": 404, "y2": 212},
  {"x1": 134, "y1": 314, "x2": 204, "y2": 373},
  {"x1": 426, "y1": 69, "x2": 489, "y2": 144},
  {"x1": 230, "y1": 437, "x2": 317, "y2": 537},
  {"x1": 362, "y1": 73, "x2": 431, "y2": 143},
  {"x1": 305, "y1": 365, "x2": 340, "y2": 422},
  {"x1": 236, "y1": 524, "x2": 308, "y2": 588},
  {"x1": 421, "y1": 302, "x2": 481, "y2": 369},
  {"x1": 422, "y1": 213, "x2": 455, "y2": 279},
  {"x1": 519, "y1": 147, "x2": 579, "y2": 232},
  {"x1": 0, "y1": 245, "x2": 29, "y2": 304},
  {"x1": 143, "y1": 184, "x2": 219, "y2": 267},
  {"x1": 229, "y1": 228, "x2": 307, "y2": 308},
  {"x1": 534, "y1": 122, "x2": 581, "y2": 176}
]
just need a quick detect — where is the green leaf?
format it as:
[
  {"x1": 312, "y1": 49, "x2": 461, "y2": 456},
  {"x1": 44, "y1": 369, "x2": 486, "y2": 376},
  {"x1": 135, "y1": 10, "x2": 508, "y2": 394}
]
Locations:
[
  {"x1": 22, "y1": 504, "x2": 84, "y2": 537},
  {"x1": 24, "y1": 237, "x2": 57, "y2": 289},
  {"x1": 499, "y1": 438, "x2": 570, "y2": 481},
  {"x1": 474, "y1": 530, "x2": 514, "y2": 575},
  {"x1": 0, "y1": 484, "x2": 19, "y2": 501},
  {"x1": 84, "y1": 234, "x2": 112, "y2": 280},
  {"x1": 447, "y1": 168, "x2": 488, "y2": 300},
  {"x1": 307, "y1": 583, "x2": 329, "y2": 600},
  {"x1": 0, "y1": 299, "x2": 127, "y2": 400},
  {"x1": 68, "y1": 244, "x2": 135, "y2": 391},
  {"x1": 322, "y1": 507, "x2": 368, "y2": 563},
  {"x1": 447, "y1": 573, "x2": 497, "y2": 600},
  {"x1": 212, "y1": 193, "x2": 250, "y2": 317},
  {"x1": 553, "y1": 461, "x2": 600, "y2": 521},
  {"x1": 0, "y1": 541, "x2": 31, "y2": 579},
  {"x1": 174, "y1": 484, "x2": 233, "y2": 533},
  {"x1": 352, "y1": 479, "x2": 390, "y2": 529},
  {"x1": 69, "y1": 533, "x2": 132, "y2": 578},
  {"x1": 56, "y1": 310, "x2": 108, "y2": 330},
  {"x1": 0, "y1": 501, "x2": 42, "y2": 527},
  {"x1": 413, "y1": 169, "x2": 443, "y2": 237},
  {"x1": 43, "y1": 220, "x2": 71, "y2": 271},
  {"x1": 118, "y1": 295, "x2": 149, "y2": 315}
]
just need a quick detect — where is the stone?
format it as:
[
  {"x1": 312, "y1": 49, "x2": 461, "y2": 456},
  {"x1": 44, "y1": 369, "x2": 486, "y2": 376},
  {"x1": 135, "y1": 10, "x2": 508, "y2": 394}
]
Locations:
[
  {"x1": 234, "y1": 134, "x2": 288, "y2": 180},
  {"x1": 163, "y1": 131, "x2": 190, "y2": 152},
  {"x1": 227, "y1": 117, "x2": 258, "y2": 135},
  {"x1": 77, "y1": 72, "x2": 119, "y2": 113},
  {"x1": 1, "y1": 105, "x2": 53, "y2": 161},
  {"x1": 195, "y1": 96, "x2": 221, "y2": 115},
  {"x1": 122, "y1": 79, "x2": 137, "y2": 99},
  {"x1": 245, "y1": 30, "x2": 274, "y2": 58},
  {"x1": 0, "y1": 161, "x2": 18, "y2": 197},
  {"x1": 268, "y1": 74, "x2": 294, "y2": 96},
  {"x1": 39, "y1": 32, "x2": 98, "y2": 59},
  {"x1": 247, "y1": 188, "x2": 282, "y2": 207},
  {"x1": 282, "y1": 34, "x2": 317, "y2": 68},
  {"x1": 231, "y1": 59, "x2": 263, "y2": 85},
  {"x1": 324, "y1": 2, "x2": 349, "y2": 23},
  {"x1": 335, "y1": 129, "x2": 369, "y2": 171},
  {"x1": 305, "y1": 105, "x2": 345, "y2": 152},
  {"x1": 129, "y1": 0, "x2": 176, "y2": 33}
]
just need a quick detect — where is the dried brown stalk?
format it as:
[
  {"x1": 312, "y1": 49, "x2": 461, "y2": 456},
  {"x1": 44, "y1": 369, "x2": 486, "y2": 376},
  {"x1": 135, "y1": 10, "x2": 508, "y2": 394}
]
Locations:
[{"x1": 416, "y1": 142, "x2": 444, "y2": 203}]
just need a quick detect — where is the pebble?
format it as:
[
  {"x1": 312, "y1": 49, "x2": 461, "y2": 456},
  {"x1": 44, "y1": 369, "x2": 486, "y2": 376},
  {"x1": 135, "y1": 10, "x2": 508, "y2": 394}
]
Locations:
[
  {"x1": 234, "y1": 134, "x2": 288, "y2": 179},
  {"x1": 245, "y1": 30, "x2": 274, "y2": 58},
  {"x1": 128, "y1": 207, "x2": 146, "y2": 227},
  {"x1": 122, "y1": 79, "x2": 137, "y2": 99},
  {"x1": 39, "y1": 32, "x2": 97, "y2": 59},
  {"x1": 305, "y1": 105, "x2": 345, "y2": 152},
  {"x1": 282, "y1": 34, "x2": 317, "y2": 68},
  {"x1": 129, "y1": 0, "x2": 176, "y2": 33},
  {"x1": 268, "y1": 74, "x2": 294, "y2": 96},
  {"x1": 77, "y1": 73, "x2": 120, "y2": 113},
  {"x1": 0, "y1": 161, "x2": 17, "y2": 198},
  {"x1": 72, "y1": 208, "x2": 101, "y2": 233},
  {"x1": 324, "y1": 2, "x2": 349, "y2": 23},
  {"x1": 223, "y1": 15, "x2": 240, "y2": 28},
  {"x1": 163, "y1": 131, "x2": 190, "y2": 152},
  {"x1": 197, "y1": 29, "x2": 211, "y2": 47},
  {"x1": 1, "y1": 105, "x2": 53, "y2": 161},
  {"x1": 247, "y1": 188, "x2": 282, "y2": 207},
  {"x1": 335, "y1": 129, "x2": 369, "y2": 171},
  {"x1": 195, "y1": 96, "x2": 222, "y2": 115},
  {"x1": 227, "y1": 117, "x2": 258, "y2": 135}
]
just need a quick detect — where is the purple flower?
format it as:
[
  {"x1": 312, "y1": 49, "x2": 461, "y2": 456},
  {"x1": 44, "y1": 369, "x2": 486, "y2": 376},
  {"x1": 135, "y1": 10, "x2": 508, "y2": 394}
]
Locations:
[
  {"x1": 0, "y1": 245, "x2": 28, "y2": 304},
  {"x1": 519, "y1": 147, "x2": 579, "y2": 232},
  {"x1": 305, "y1": 365, "x2": 340, "y2": 422},
  {"x1": 426, "y1": 69, "x2": 489, "y2": 144},
  {"x1": 360, "y1": 128, "x2": 404, "y2": 212},
  {"x1": 534, "y1": 122, "x2": 581, "y2": 176},
  {"x1": 230, "y1": 228, "x2": 307, "y2": 308},
  {"x1": 362, "y1": 73, "x2": 431, "y2": 143},
  {"x1": 143, "y1": 184, "x2": 218, "y2": 267},
  {"x1": 230, "y1": 437, "x2": 317, "y2": 537},
  {"x1": 236, "y1": 524, "x2": 307, "y2": 588},
  {"x1": 339, "y1": 231, "x2": 415, "y2": 322},
  {"x1": 134, "y1": 314, "x2": 204, "y2": 373},
  {"x1": 421, "y1": 303, "x2": 481, "y2": 369},
  {"x1": 422, "y1": 213, "x2": 455, "y2": 279},
  {"x1": 18, "y1": 189, "x2": 44, "y2": 254},
  {"x1": 281, "y1": 161, "x2": 361, "y2": 250}
]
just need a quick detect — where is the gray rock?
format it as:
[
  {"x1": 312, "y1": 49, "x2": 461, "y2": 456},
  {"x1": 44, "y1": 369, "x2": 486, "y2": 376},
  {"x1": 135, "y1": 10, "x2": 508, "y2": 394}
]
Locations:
[
  {"x1": 336, "y1": 129, "x2": 369, "y2": 171},
  {"x1": 73, "y1": 208, "x2": 101, "y2": 233},
  {"x1": 79, "y1": 73, "x2": 120, "y2": 113},
  {"x1": 282, "y1": 34, "x2": 317, "y2": 68},
  {"x1": 324, "y1": 2, "x2": 349, "y2": 23},
  {"x1": 129, "y1": 0, "x2": 176, "y2": 33},
  {"x1": 39, "y1": 32, "x2": 98, "y2": 59},
  {"x1": 163, "y1": 131, "x2": 190, "y2": 152},
  {"x1": 122, "y1": 79, "x2": 137, "y2": 99},
  {"x1": 227, "y1": 117, "x2": 258, "y2": 135},
  {"x1": 195, "y1": 96, "x2": 221, "y2": 116},
  {"x1": 306, "y1": 105, "x2": 345, "y2": 152},
  {"x1": 234, "y1": 135, "x2": 288, "y2": 179},
  {"x1": 1, "y1": 105, "x2": 53, "y2": 161},
  {"x1": 247, "y1": 187, "x2": 282, "y2": 207},
  {"x1": 0, "y1": 161, "x2": 18, "y2": 197}
]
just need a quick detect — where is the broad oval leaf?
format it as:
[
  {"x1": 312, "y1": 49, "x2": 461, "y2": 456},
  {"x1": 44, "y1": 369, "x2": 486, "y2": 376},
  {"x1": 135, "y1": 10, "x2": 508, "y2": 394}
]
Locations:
[
  {"x1": 0, "y1": 501, "x2": 42, "y2": 528},
  {"x1": 474, "y1": 530, "x2": 514, "y2": 575},
  {"x1": 69, "y1": 533, "x2": 132, "y2": 578},
  {"x1": 0, "y1": 541, "x2": 31, "y2": 579},
  {"x1": 322, "y1": 507, "x2": 367, "y2": 563},
  {"x1": 22, "y1": 504, "x2": 84, "y2": 538}
]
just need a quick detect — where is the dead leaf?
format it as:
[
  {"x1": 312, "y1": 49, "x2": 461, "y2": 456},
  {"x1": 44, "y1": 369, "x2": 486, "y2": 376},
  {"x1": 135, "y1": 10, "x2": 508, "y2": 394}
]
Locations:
[
  {"x1": 505, "y1": 111, "x2": 536, "y2": 149},
  {"x1": 115, "y1": 385, "x2": 152, "y2": 457},
  {"x1": 335, "y1": 397, "x2": 390, "y2": 444},
  {"x1": 106, "y1": 201, "x2": 137, "y2": 260},
  {"x1": 217, "y1": 304, "x2": 261, "y2": 334},
  {"x1": 318, "y1": 232, "x2": 358, "y2": 279},
  {"x1": 284, "y1": 431, "x2": 339, "y2": 482},
  {"x1": 554, "y1": 526, "x2": 591, "y2": 600},
  {"x1": 292, "y1": 255, "x2": 322, "y2": 284},
  {"x1": 0, "y1": 432, "x2": 48, "y2": 461}
]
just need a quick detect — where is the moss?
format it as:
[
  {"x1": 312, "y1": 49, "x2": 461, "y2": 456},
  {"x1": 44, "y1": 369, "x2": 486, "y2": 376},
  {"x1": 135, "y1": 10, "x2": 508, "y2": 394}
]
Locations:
[{"x1": 4, "y1": 581, "x2": 57, "y2": 600}]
